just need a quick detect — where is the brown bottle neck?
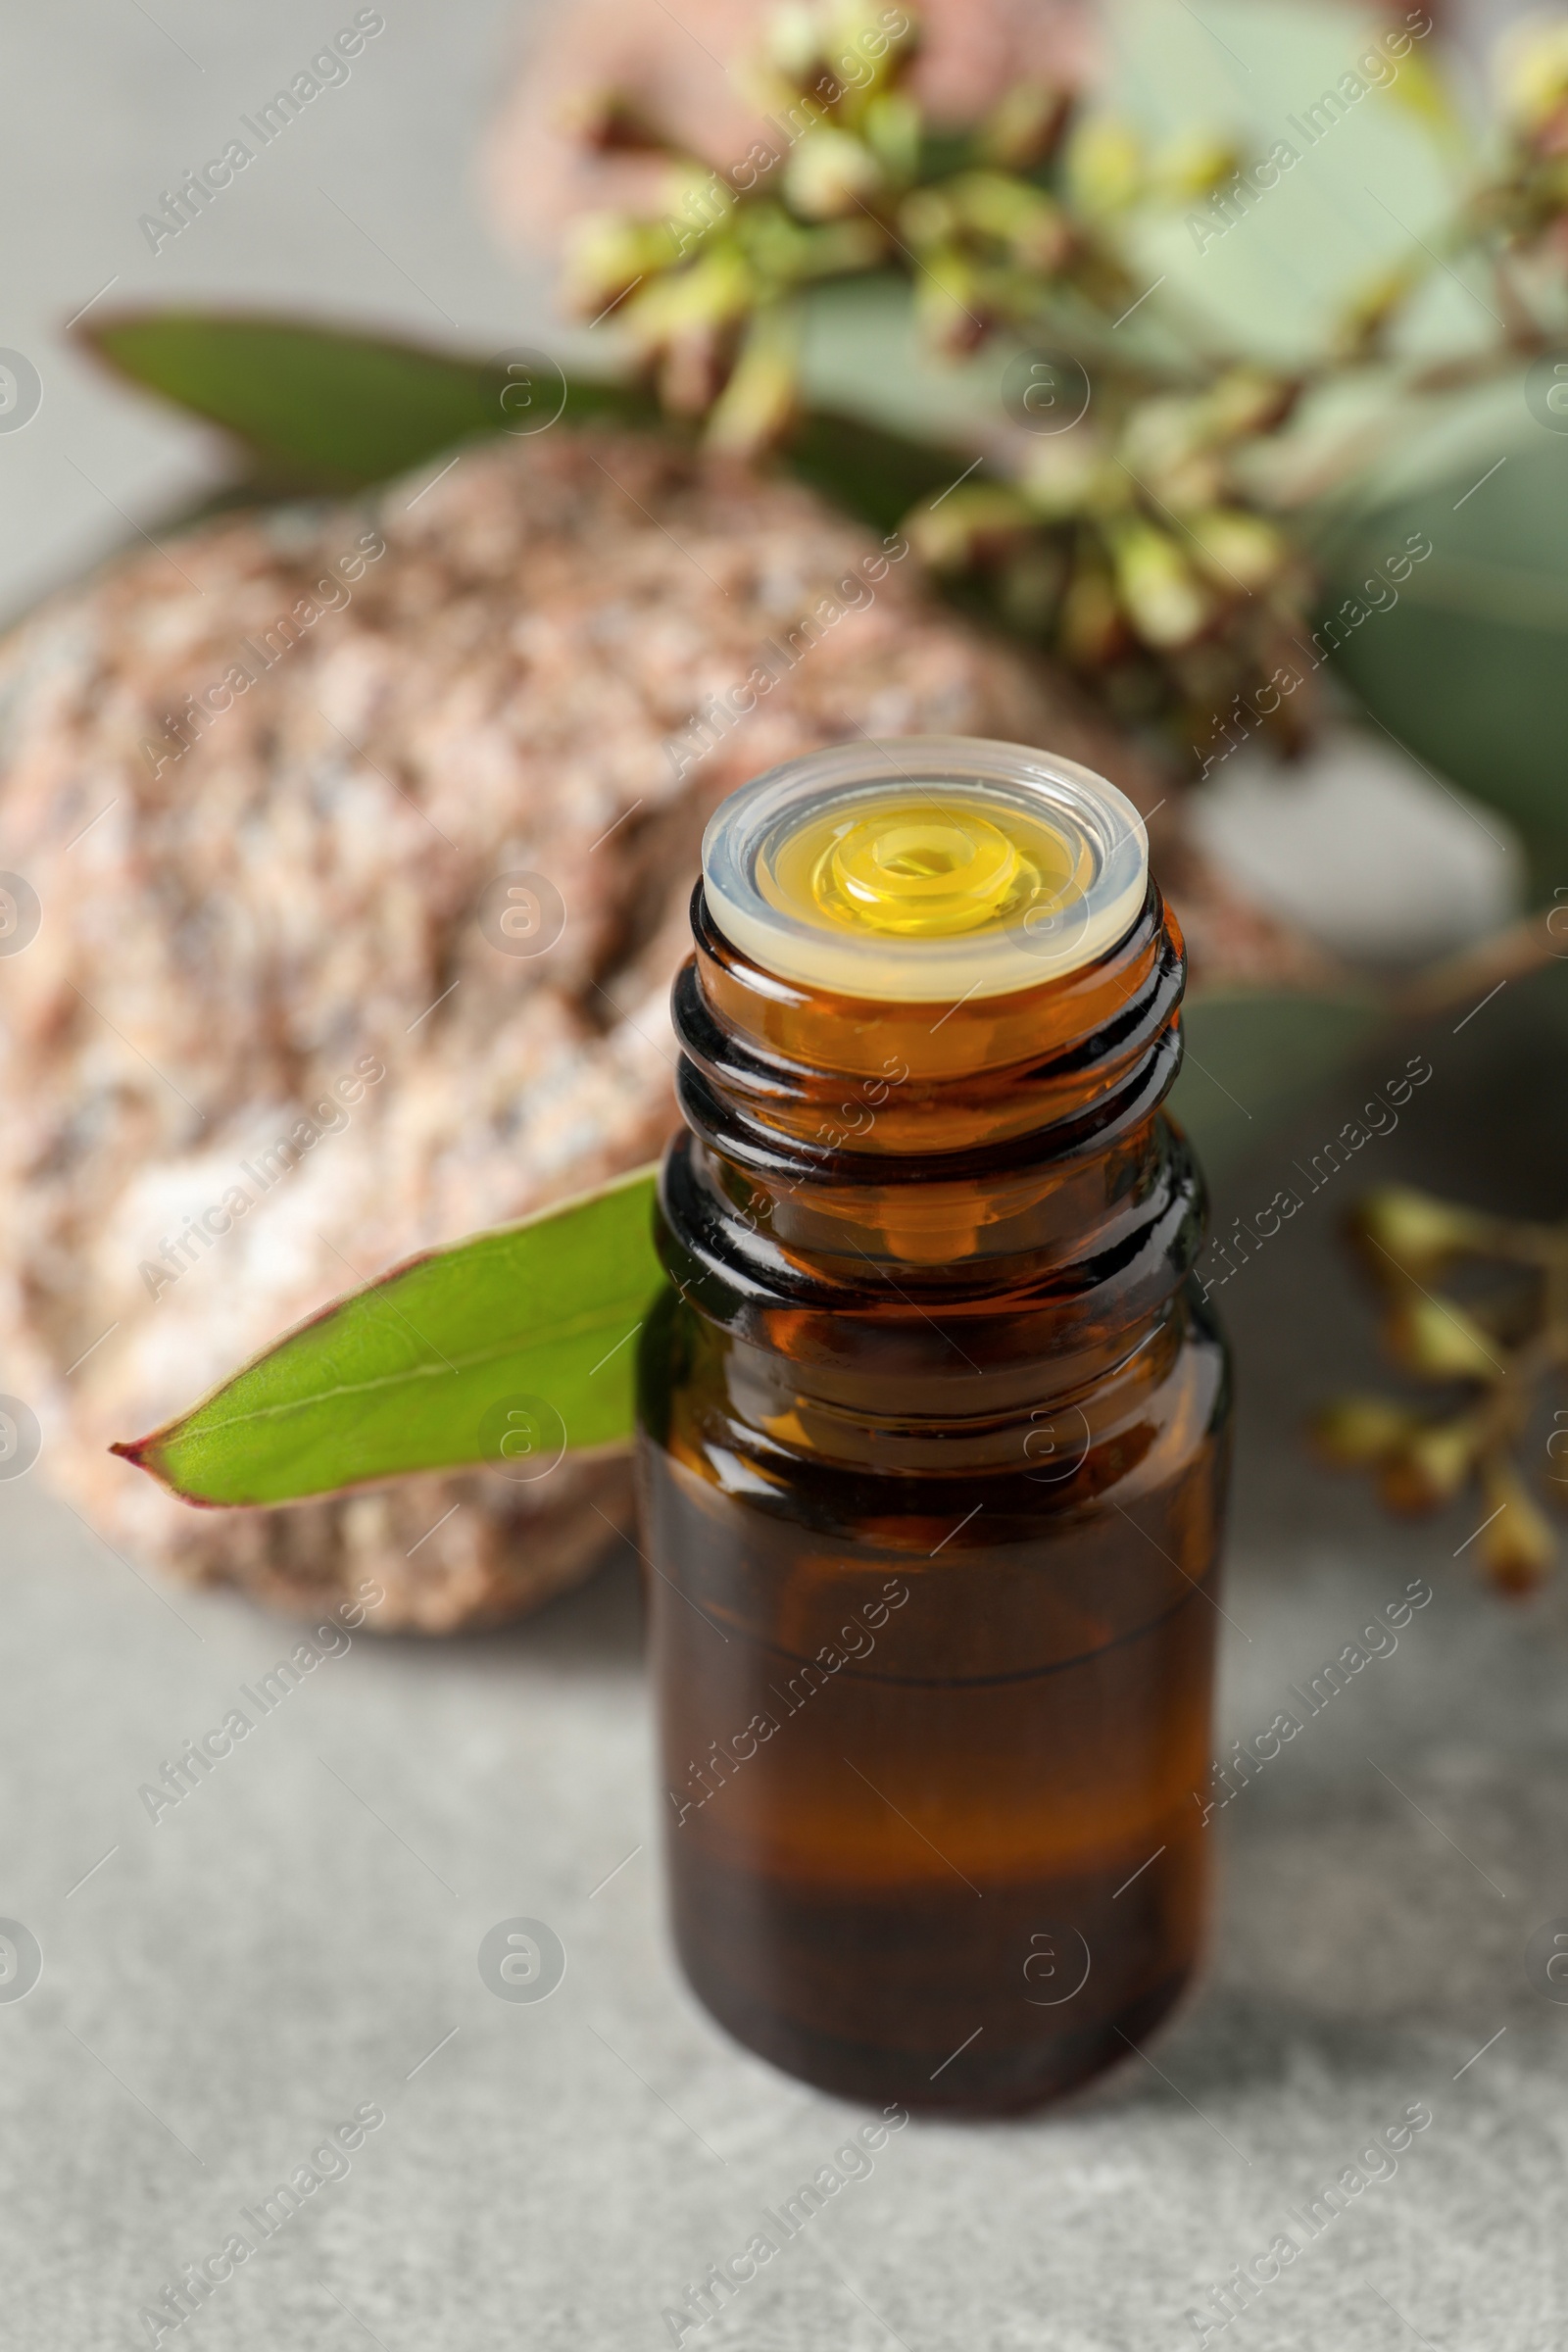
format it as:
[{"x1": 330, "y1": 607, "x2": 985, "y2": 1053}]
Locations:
[{"x1": 657, "y1": 880, "x2": 1204, "y2": 1394}]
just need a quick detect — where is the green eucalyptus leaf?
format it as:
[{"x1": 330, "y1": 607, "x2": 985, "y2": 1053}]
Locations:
[
  {"x1": 1172, "y1": 986, "x2": 1382, "y2": 1172},
  {"x1": 77, "y1": 309, "x2": 655, "y2": 489},
  {"x1": 1323, "y1": 438, "x2": 1568, "y2": 875},
  {"x1": 797, "y1": 271, "x2": 1011, "y2": 446},
  {"x1": 1104, "y1": 0, "x2": 1472, "y2": 368},
  {"x1": 75, "y1": 303, "x2": 962, "y2": 541},
  {"x1": 786, "y1": 403, "x2": 972, "y2": 530},
  {"x1": 113, "y1": 1166, "x2": 662, "y2": 1507}
]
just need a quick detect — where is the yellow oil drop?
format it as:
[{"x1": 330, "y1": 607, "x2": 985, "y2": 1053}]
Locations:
[
  {"x1": 827, "y1": 812, "x2": 1021, "y2": 935},
  {"x1": 760, "y1": 789, "x2": 1088, "y2": 945}
]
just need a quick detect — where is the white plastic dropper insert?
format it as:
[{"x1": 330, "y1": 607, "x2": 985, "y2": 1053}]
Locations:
[{"x1": 701, "y1": 737, "x2": 1150, "y2": 1004}]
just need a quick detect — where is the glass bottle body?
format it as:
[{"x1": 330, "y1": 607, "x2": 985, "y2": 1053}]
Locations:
[{"x1": 637, "y1": 885, "x2": 1231, "y2": 2111}]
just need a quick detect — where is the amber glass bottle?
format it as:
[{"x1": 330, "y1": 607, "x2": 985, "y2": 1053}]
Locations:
[{"x1": 637, "y1": 738, "x2": 1231, "y2": 2112}]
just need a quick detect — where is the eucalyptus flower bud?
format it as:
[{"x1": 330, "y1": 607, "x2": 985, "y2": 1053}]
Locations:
[
  {"x1": 1378, "y1": 1415, "x2": 1481, "y2": 1511},
  {"x1": 911, "y1": 246, "x2": 989, "y2": 354},
  {"x1": 946, "y1": 172, "x2": 1073, "y2": 272},
  {"x1": 1185, "y1": 507, "x2": 1288, "y2": 594},
  {"x1": 1351, "y1": 1186, "x2": 1495, "y2": 1280},
  {"x1": 830, "y1": 0, "x2": 919, "y2": 73},
  {"x1": 663, "y1": 165, "x2": 737, "y2": 240},
  {"x1": 1202, "y1": 368, "x2": 1294, "y2": 442},
  {"x1": 1018, "y1": 434, "x2": 1105, "y2": 523},
  {"x1": 1313, "y1": 1395, "x2": 1416, "y2": 1467},
  {"x1": 766, "y1": 5, "x2": 824, "y2": 84},
  {"x1": 784, "y1": 127, "x2": 885, "y2": 220},
  {"x1": 1120, "y1": 397, "x2": 1206, "y2": 490},
  {"x1": 1477, "y1": 1460, "x2": 1556, "y2": 1593},
  {"x1": 564, "y1": 213, "x2": 677, "y2": 312},
  {"x1": 1108, "y1": 520, "x2": 1212, "y2": 649},
  {"x1": 625, "y1": 245, "x2": 755, "y2": 350},
  {"x1": 1152, "y1": 132, "x2": 1244, "y2": 199},
  {"x1": 1495, "y1": 17, "x2": 1568, "y2": 142},
  {"x1": 905, "y1": 484, "x2": 1034, "y2": 570},
  {"x1": 1066, "y1": 115, "x2": 1144, "y2": 216},
  {"x1": 743, "y1": 207, "x2": 887, "y2": 286},
  {"x1": 1384, "y1": 1294, "x2": 1500, "y2": 1383},
  {"x1": 1335, "y1": 265, "x2": 1420, "y2": 358},
  {"x1": 705, "y1": 318, "x2": 800, "y2": 455},
  {"x1": 899, "y1": 187, "x2": 956, "y2": 248},
  {"x1": 862, "y1": 90, "x2": 921, "y2": 183},
  {"x1": 979, "y1": 82, "x2": 1068, "y2": 172}
]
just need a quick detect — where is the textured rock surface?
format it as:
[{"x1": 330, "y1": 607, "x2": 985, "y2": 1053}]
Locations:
[{"x1": 0, "y1": 423, "x2": 1185, "y2": 1630}]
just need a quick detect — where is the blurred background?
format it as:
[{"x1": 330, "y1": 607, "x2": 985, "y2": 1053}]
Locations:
[
  {"x1": 5, "y1": 2, "x2": 1568, "y2": 2344},
  {"x1": 0, "y1": 0, "x2": 1549, "y2": 611},
  {"x1": 2, "y1": 0, "x2": 545, "y2": 621}
]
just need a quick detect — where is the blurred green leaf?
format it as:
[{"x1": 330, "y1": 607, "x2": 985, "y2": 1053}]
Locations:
[
  {"x1": 77, "y1": 304, "x2": 971, "y2": 543},
  {"x1": 787, "y1": 404, "x2": 971, "y2": 530},
  {"x1": 78, "y1": 309, "x2": 656, "y2": 489},
  {"x1": 1172, "y1": 986, "x2": 1382, "y2": 1171},
  {"x1": 113, "y1": 1168, "x2": 662, "y2": 1506},
  {"x1": 1104, "y1": 0, "x2": 1478, "y2": 368},
  {"x1": 1323, "y1": 436, "x2": 1568, "y2": 874},
  {"x1": 797, "y1": 270, "x2": 1011, "y2": 446}
]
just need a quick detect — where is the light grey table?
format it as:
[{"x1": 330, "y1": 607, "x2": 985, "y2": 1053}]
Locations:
[
  {"x1": 4, "y1": 975, "x2": 1567, "y2": 2352},
  {"x1": 0, "y1": 0, "x2": 551, "y2": 628}
]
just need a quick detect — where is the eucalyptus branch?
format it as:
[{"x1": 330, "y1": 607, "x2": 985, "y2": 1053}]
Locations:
[
  {"x1": 1320, "y1": 1188, "x2": 1568, "y2": 1592},
  {"x1": 556, "y1": 0, "x2": 1568, "y2": 767}
]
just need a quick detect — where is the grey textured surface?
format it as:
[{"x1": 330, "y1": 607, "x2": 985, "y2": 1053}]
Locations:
[{"x1": 4, "y1": 975, "x2": 1567, "y2": 2351}]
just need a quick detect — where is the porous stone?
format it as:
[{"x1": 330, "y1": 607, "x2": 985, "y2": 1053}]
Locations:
[{"x1": 0, "y1": 423, "x2": 1203, "y2": 1629}]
